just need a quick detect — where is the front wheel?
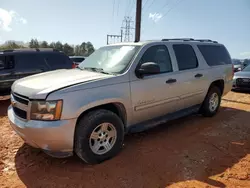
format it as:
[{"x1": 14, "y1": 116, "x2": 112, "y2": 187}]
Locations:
[
  {"x1": 200, "y1": 86, "x2": 222, "y2": 117},
  {"x1": 74, "y1": 109, "x2": 124, "y2": 164}
]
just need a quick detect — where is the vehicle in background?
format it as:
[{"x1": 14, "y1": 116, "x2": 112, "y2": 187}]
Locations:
[
  {"x1": 243, "y1": 59, "x2": 250, "y2": 68},
  {"x1": 232, "y1": 59, "x2": 243, "y2": 72},
  {"x1": 8, "y1": 38, "x2": 233, "y2": 164},
  {"x1": 233, "y1": 64, "x2": 250, "y2": 90},
  {"x1": 69, "y1": 56, "x2": 86, "y2": 68},
  {"x1": 0, "y1": 48, "x2": 73, "y2": 96}
]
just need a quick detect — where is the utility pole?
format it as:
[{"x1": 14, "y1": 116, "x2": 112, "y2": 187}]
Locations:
[
  {"x1": 121, "y1": 16, "x2": 134, "y2": 42},
  {"x1": 135, "y1": 0, "x2": 142, "y2": 42},
  {"x1": 106, "y1": 30, "x2": 123, "y2": 45}
]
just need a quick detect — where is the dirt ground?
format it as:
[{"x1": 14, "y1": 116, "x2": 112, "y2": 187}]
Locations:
[{"x1": 1, "y1": 92, "x2": 250, "y2": 188}]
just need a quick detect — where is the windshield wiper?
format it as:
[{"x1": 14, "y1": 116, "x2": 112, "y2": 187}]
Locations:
[{"x1": 83, "y1": 67, "x2": 113, "y2": 75}]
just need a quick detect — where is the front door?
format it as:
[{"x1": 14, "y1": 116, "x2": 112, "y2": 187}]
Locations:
[{"x1": 130, "y1": 44, "x2": 181, "y2": 125}]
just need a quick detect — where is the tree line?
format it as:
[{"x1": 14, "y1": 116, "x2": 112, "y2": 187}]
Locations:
[{"x1": 0, "y1": 39, "x2": 95, "y2": 56}]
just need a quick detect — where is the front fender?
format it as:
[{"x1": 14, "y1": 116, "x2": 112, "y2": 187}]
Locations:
[{"x1": 47, "y1": 82, "x2": 132, "y2": 124}]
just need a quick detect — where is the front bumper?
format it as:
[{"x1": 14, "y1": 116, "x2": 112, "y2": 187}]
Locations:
[{"x1": 8, "y1": 106, "x2": 77, "y2": 157}]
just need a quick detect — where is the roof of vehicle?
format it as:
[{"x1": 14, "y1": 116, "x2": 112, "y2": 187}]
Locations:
[
  {"x1": 0, "y1": 48, "x2": 65, "y2": 55},
  {"x1": 106, "y1": 38, "x2": 222, "y2": 47}
]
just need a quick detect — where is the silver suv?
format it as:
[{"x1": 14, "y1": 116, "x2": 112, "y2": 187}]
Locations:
[{"x1": 8, "y1": 38, "x2": 233, "y2": 164}]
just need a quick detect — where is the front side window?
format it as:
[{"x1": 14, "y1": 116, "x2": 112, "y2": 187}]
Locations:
[
  {"x1": 140, "y1": 45, "x2": 173, "y2": 73},
  {"x1": 173, "y1": 44, "x2": 198, "y2": 71},
  {"x1": 78, "y1": 45, "x2": 140, "y2": 74}
]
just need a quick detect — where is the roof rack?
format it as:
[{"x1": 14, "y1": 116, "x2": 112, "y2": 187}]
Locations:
[
  {"x1": 0, "y1": 48, "x2": 59, "y2": 53},
  {"x1": 162, "y1": 38, "x2": 194, "y2": 41},
  {"x1": 161, "y1": 38, "x2": 218, "y2": 43}
]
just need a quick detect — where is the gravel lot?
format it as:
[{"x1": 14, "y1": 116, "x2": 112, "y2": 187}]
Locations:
[{"x1": 1, "y1": 91, "x2": 250, "y2": 188}]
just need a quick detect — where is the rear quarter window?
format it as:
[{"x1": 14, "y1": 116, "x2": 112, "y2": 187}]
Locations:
[
  {"x1": 44, "y1": 53, "x2": 72, "y2": 69},
  {"x1": 198, "y1": 45, "x2": 232, "y2": 66}
]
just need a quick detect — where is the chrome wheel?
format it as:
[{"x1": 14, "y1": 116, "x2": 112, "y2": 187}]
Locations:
[
  {"x1": 209, "y1": 93, "x2": 219, "y2": 112},
  {"x1": 89, "y1": 123, "x2": 117, "y2": 155}
]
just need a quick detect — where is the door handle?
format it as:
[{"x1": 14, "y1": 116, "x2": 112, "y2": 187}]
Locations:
[
  {"x1": 166, "y1": 78, "x2": 176, "y2": 84},
  {"x1": 194, "y1": 73, "x2": 203, "y2": 78}
]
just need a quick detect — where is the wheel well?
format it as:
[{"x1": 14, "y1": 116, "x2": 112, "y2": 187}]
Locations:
[
  {"x1": 210, "y1": 80, "x2": 224, "y2": 94},
  {"x1": 76, "y1": 103, "x2": 127, "y2": 127}
]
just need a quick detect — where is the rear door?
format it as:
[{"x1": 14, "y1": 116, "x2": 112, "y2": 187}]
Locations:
[{"x1": 170, "y1": 44, "x2": 209, "y2": 109}]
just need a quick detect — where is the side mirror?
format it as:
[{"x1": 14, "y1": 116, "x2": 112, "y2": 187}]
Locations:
[{"x1": 136, "y1": 62, "x2": 160, "y2": 78}]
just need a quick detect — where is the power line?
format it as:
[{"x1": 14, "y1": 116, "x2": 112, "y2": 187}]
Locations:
[
  {"x1": 160, "y1": 0, "x2": 172, "y2": 12},
  {"x1": 117, "y1": 0, "x2": 121, "y2": 16},
  {"x1": 161, "y1": 0, "x2": 185, "y2": 18},
  {"x1": 142, "y1": 0, "x2": 157, "y2": 15},
  {"x1": 112, "y1": 0, "x2": 116, "y2": 18},
  {"x1": 142, "y1": 0, "x2": 150, "y2": 9},
  {"x1": 127, "y1": 0, "x2": 136, "y2": 17},
  {"x1": 125, "y1": 0, "x2": 132, "y2": 16}
]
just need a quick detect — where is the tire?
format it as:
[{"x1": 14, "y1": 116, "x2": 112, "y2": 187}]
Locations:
[
  {"x1": 74, "y1": 109, "x2": 124, "y2": 164},
  {"x1": 200, "y1": 86, "x2": 222, "y2": 117}
]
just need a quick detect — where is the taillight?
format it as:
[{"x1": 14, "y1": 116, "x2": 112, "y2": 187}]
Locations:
[{"x1": 72, "y1": 63, "x2": 76, "y2": 68}]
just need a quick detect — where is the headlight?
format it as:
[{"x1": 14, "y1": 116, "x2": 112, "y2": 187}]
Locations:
[{"x1": 30, "y1": 100, "x2": 63, "y2": 120}]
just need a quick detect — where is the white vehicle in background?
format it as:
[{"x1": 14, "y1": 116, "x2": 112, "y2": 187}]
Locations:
[{"x1": 70, "y1": 56, "x2": 86, "y2": 68}]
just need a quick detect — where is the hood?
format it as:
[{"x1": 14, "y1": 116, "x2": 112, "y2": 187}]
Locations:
[
  {"x1": 234, "y1": 71, "x2": 250, "y2": 78},
  {"x1": 12, "y1": 69, "x2": 112, "y2": 99}
]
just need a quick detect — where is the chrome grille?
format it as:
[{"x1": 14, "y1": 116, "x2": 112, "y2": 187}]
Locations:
[{"x1": 11, "y1": 92, "x2": 29, "y2": 120}]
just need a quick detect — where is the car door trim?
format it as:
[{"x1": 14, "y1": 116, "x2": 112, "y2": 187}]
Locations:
[{"x1": 134, "y1": 96, "x2": 180, "y2": 111}]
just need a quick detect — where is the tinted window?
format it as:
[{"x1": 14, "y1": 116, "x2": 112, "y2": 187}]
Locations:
[
  {"x1": 140, "y1": 45, "x2": 172, "y2": 73},
  {"x1": 44, "y1": 53, "x2": 68, "y2": 69},
  {"x1": 15, "y1": 54, "x2": 44, "y2": 69},
  {"x1": 173, "y1": 44, "x2": 198, "y2": 71},
  {"x1": 71, "y1": 57, "x2": 85, "y2": 63},
  {"x1": 0, "y1": 55, "x2": 5, "y2": 70},
  {"x1": 5, "y1": 55, "x2": 15, "y2": 69},
  {"x1": 198, "y1": 45, "x2": 231, "y2": 66}
]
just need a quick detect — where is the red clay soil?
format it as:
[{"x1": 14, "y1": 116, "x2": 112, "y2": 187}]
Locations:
[{"x1": 1, "y1": 91, "x2": 250, "y2": 188}]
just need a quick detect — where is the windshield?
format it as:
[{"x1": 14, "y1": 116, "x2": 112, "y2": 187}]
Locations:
[
  {"x1": 78, "y1": 45, "x2": 140, "y2": 74},
  {"x1": 243, "y1": 64, "x2": 250, "y2": 71}
]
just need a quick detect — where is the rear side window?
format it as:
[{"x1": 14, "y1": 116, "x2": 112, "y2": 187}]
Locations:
[
  {"x1": 0, "y1": 55, "x2": 15, "y2": 70},
  {"x1": 71, "y1": 57, "x2": 85, "y2": 63},
  {"x1": 15, "y1": 54, "x2": 44, "y2": 69},
  {"x1": 173, "y1": 44, "x2": 198, "y2": 71},
  {"x1": 44, "y1": 53, "x2": 71, "y2": 69},
  {"x1": 198, "y1": 45, "x2": 231, "y2": 66}
]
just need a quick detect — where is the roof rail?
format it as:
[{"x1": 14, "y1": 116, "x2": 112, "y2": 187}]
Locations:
[
  {"x1": 162, "y1": 38, "x2": 194, "y2": 41},
  {"x1": 161, "y1": 38, "x2": 218, "y2": 43},
  {"x1": 0, "y1": 48, "x2": 59, "y2": 53},
  {"x1": 194, "y1": 39, "x2": 218, "y2": 43}
]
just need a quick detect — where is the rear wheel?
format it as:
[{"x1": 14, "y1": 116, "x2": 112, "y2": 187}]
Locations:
[
  {"x1": 200, "y1": 86, "x2": 222, "y2": 117},
  {"x1": 74, "y1": 109, "x2": 124, "y2": 164}
]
